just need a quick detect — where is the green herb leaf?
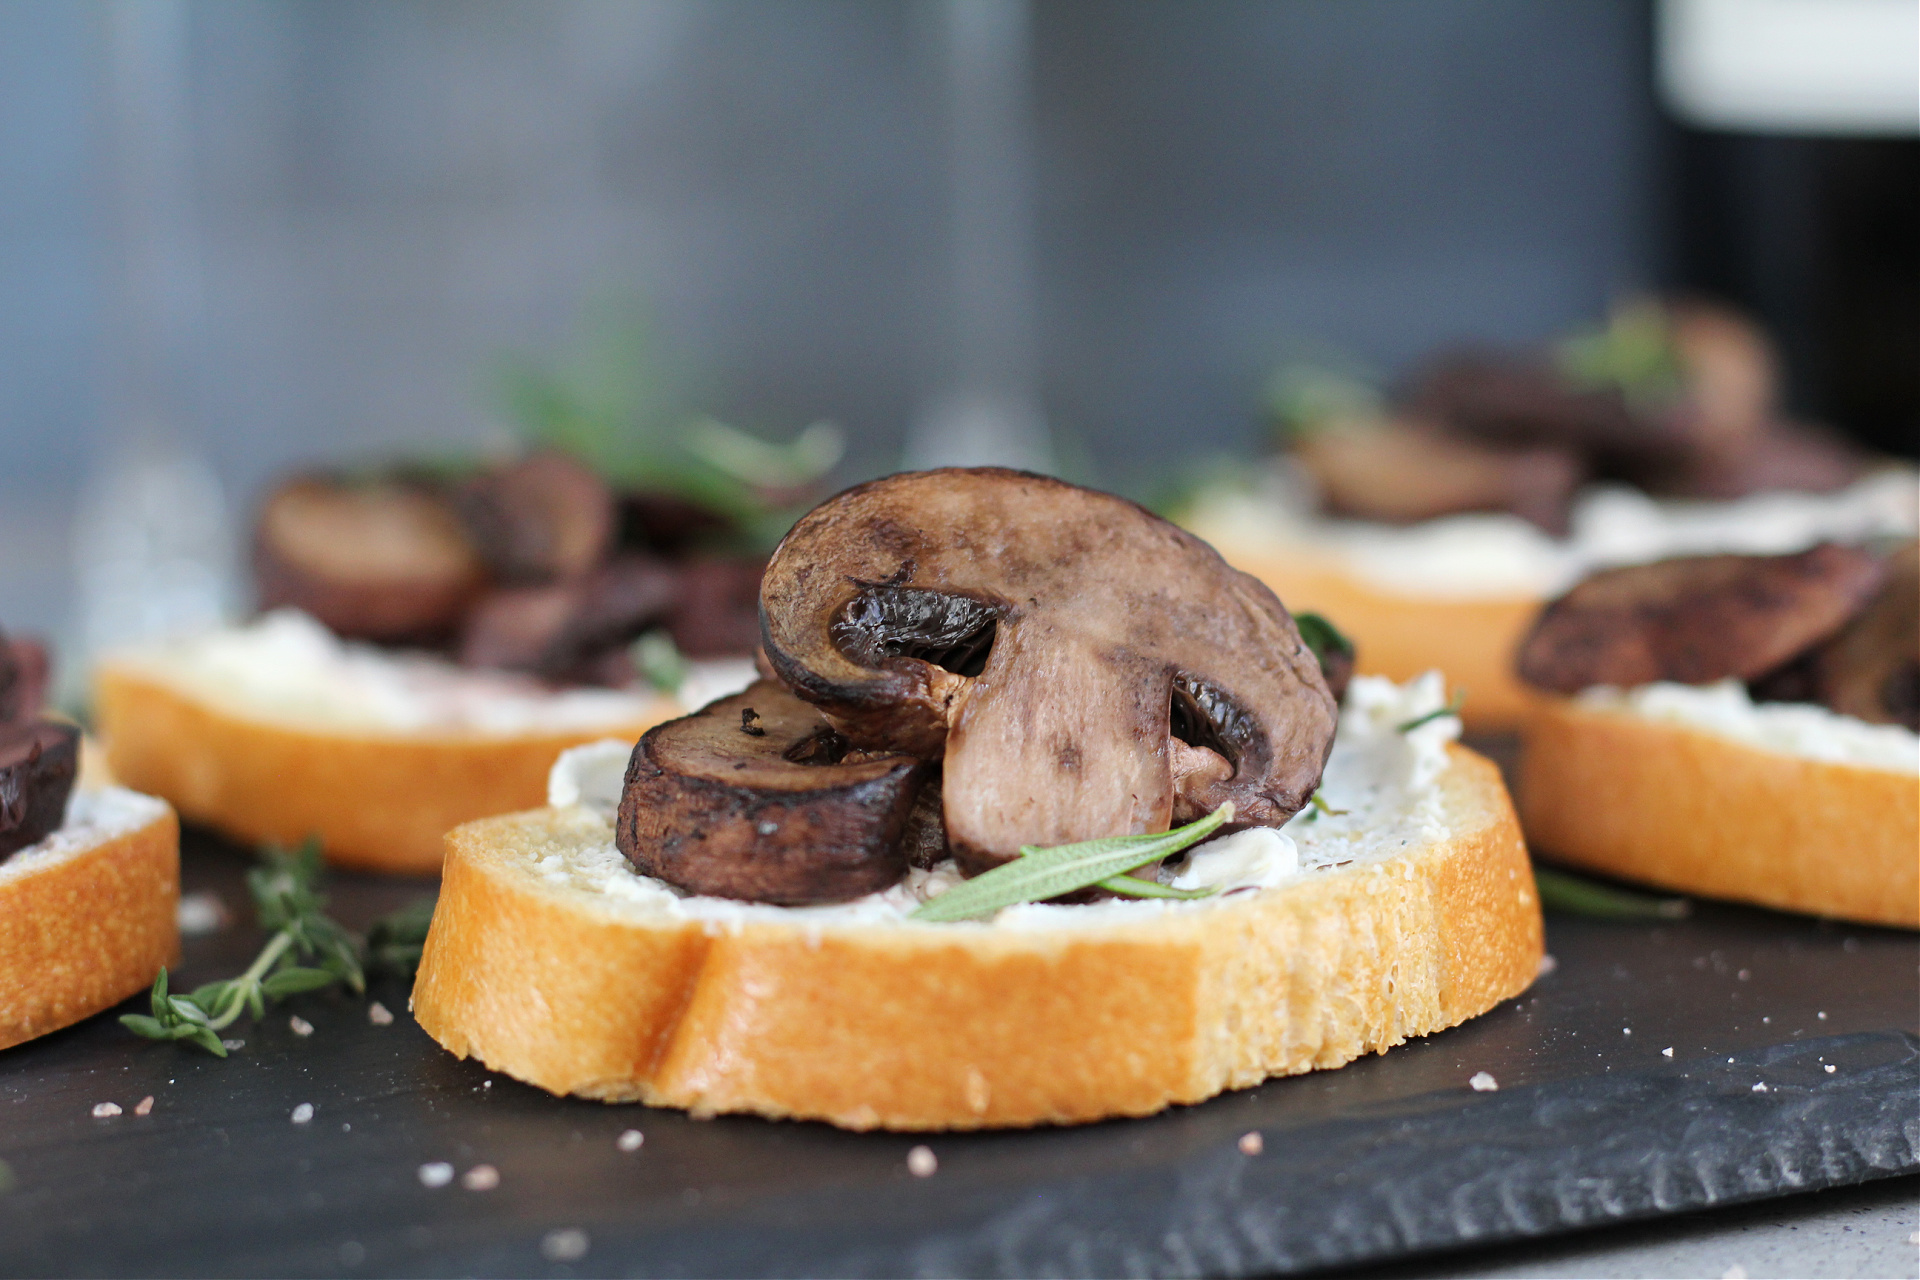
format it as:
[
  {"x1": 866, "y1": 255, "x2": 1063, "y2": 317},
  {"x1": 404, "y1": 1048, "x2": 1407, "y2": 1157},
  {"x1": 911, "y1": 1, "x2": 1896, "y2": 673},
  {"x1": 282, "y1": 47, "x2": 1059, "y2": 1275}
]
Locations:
[
  {"x1": 185, "y1": 1026, "x2": 228, "y2": 1057},
  {"x1": 1294, "y1": 613, "x2": 1354, "y2": 670},
  {"x1": 260, "y1": 967, "x2": 340, "y2": 999},
  {"x1": 1098, "y1": 874, "x2": 1221, "y2": 901},
  {"x1": 118, "y1": 1014, "x2": 173, "y2": 1039},
  {"x1": 1307, "y1": 791, "x2": 1349, "y2": 818},
  {"x1": 366, "y1": 898, "x2": 437, "y2": 980},
  {"x1": 631, "y1": 629, "x2": 688, "y2": 695},
  {"x1": 911, "y1": 804, "x2": 1235, "y2": 923},
  {"x1": 1533, "y1": 867, "x2": 1691, "y2": 920},
  {"x1": 1397, "y1": 690, "x2": 1466, "y2": 733}
]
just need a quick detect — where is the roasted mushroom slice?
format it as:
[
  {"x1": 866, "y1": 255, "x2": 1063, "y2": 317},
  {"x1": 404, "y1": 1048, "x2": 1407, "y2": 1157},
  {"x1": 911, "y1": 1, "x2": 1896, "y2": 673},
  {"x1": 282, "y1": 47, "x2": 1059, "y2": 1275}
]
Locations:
[
  {"x1": 616, "y1": 681, "x2": 928, "y2": 904},
  {"x1": 255, "y1": 476, "x2": 485, "y2": 642},
  {"x1": 0, "y1": 719, "x2": 80, "y2": 859},
  {"x1": 0, "y1": 631, "x2": 49, "y2": 724},
  {"x1": 1515, "y1": 543, "x2": 1886, "y2": 695},
  {"x1": 668, "y1": 558, "x2": 768, "y2": 658},
  {"x1": 458, "y1": 556, "x2": 681, "y2": 681},
  {"x1": 1292, "y1": 419, "x2": 1583, "y2": 533},
  {"x1": 760, "y1": 468, "x2": 1337, "y2": 872},
  {"x1": 1797, "y1": 541, "x2": 1919, "y2": 730},
  {"x1": 455, "y1": 451, "x2": 615, "y2": 584}
]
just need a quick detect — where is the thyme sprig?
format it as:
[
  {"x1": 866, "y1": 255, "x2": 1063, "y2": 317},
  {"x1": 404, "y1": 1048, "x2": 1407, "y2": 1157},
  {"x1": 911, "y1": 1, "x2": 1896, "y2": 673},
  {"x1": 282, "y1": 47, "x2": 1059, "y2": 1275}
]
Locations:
[
  {"x1": 911, "y1": 804, "x2": 1233, "y2": 923},
  {"x1": 122, "y1": 839, "x2": 434, "y2": 1056},
  {"x1": 1397, "y1": 689, "x2": 1466, "y2": 733}
]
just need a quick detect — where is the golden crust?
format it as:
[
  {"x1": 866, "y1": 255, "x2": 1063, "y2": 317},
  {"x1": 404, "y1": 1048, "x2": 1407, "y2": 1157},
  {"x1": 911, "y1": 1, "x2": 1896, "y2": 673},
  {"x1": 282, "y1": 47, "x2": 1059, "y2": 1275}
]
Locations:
[
  {"x1": 0, "y1": 805, "x2": 180, "y2": 1051},
  {"x1": 1519, "y1": 697, "x2": 1919, "y2": 928},
  {"x1": 411, "y1": 745, "x2": 1542, "y2": 1130},
  {"x1": 93, "y1": 663, "x2": 671, "y2": 875},
  {"x1": 1208, "y1": 543, "x2": 1543, "y2": 731}
]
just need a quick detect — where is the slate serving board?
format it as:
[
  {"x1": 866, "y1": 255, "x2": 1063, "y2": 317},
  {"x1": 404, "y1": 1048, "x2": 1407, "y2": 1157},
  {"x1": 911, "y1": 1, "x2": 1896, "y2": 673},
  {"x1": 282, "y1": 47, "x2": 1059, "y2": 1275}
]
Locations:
[{"x1": 1, "y1": 825, "x2": 1915, "y2": 1278}]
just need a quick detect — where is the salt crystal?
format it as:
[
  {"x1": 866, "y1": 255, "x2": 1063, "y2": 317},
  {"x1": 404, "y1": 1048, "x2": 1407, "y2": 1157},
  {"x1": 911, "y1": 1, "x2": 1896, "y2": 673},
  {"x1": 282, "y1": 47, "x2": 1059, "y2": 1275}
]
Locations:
[
  {"x1": 418, "y1": 1162, "x2": 454, "y2": 1188},
  {"x1": 91, "y1": 1102, "x2": 121, "y2": 1118},
  {"x1": 176, "y1": 892, "x2": 229, "y2": 936},
  {"x1": 616, "y1": 1129, "x2": 644, "y2": 1153},
  {"x1": 1824, "y1": 1064, "x2": 1836, "y2": 1074},
  {"x1": 541, "y1": 1229, "x2": 590, "y2": 1261},
  {"x1": 1751, "y1": 1082, "x2": 1768, "y2": 1092},
  {"x1": 1237, "y1": 1131, "x2": 1264, "y2": 1156},
  {"x1": 134, "y1": 1096, "x2": 154, "y2": 1116},
  {"x1": 461, "y1": 1164, "x2": 500, "y2": 1191},
  {"x1": 1469, "y1": 1071, "x2": 1498, "y2": 1092},
  {"x1": 1661, "y1": 1047, "x2": 1674, "y2": 1058},
  {"x1": 368, "y1": 1002, "x2": 394, "y2": 1026},
  {"x1": 221, "y1": 1039, "x2": 245, "y2": 1051},
  {"x1": 291, "y1": 1103, "x2": 315, "y2": 1124},
  {"x1": 289, "y1": 1016, "x2": 314, "y2": 1037},
  {"x1": 1536, "y1": 954, "x2": 1558, "y2": 977},
  {"x1": 907, "y1": 1145, "x2": 938, "y2": 1177}
]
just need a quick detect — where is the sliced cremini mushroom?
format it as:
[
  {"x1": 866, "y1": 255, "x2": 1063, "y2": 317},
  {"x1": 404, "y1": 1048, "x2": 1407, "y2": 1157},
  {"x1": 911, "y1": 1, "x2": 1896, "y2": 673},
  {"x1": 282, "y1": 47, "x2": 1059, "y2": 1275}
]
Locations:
[
  {"x1": 760, "y1": 468, "x2": 1337, "y2": 873},
  {"x1": 254, "y1": 475, "x2": 485, "y2": 642},
  {"x1": 1515, "y1": 543, "x2": 1886, "y2": 694},
  {"x1": 1799, "y1": 540, "x2": 1919, "y2": 730},
  {"x1": 458, "y1": 555, "x2": 680, "y2": 681},
  {"x1": 1293, "y1": 419, "x2": 1583, "y2": 533},
  {"x1": 454, "y1": 451, "x2": 615, "y2": 584},
  {"x1": 0, "y1": 631, "x2": 49, "y2": 724},
  {"x1": 616, "y1": 681, "x2": 928, "y2": 903},
  {"x1": 0, "y1": 719, "x2": 79, "y2": 860},
  {"x1": 667, "y1": 557, "x2": 768, "y2": 658}
]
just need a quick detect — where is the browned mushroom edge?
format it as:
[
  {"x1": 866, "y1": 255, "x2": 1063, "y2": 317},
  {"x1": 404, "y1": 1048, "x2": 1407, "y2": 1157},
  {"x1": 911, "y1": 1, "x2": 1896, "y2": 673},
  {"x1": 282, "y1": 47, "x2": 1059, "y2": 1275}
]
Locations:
[
  {"x1": 756, "y1": 468, "x2": 1337, "y2": 876},
  {"x1": 615, "y1": 680, "x2": 927, "y2": 904}
]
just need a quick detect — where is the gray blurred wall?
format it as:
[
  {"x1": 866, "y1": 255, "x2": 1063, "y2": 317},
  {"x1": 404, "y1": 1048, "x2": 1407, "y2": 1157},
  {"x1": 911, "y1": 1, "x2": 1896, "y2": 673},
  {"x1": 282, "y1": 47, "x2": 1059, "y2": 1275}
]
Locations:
[{"x1": 0, "y1": 0, "x2": 1657, "y2": 633}]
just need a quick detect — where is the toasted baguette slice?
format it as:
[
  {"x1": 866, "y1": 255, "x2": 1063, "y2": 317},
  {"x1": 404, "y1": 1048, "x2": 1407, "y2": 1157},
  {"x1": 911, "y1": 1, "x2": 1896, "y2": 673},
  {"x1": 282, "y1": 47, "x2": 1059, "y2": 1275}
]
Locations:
[
  {"x1": 1204, "y1": 545, "x2": 1542, "y2": 731},
  {"x1": 1519, "y1": 695, "x2": 1918, "y2": 927},
  {"x1": 1, "y1": 787, "x2": 180, "y2": 1051},
  {"x1": 412, "y1": 743, "x2": 1540, "y2": 1130},
  {"x1": 94, "y1": 660, "x2": 674, "y2": 875}
]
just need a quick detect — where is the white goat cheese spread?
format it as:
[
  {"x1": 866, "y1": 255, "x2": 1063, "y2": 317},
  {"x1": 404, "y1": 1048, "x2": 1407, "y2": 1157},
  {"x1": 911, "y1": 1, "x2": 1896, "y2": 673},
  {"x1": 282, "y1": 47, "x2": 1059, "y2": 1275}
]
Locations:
[
  {"x1": 538, "y1": 671, "x2": 1462, "y2": 929},
  {"x1": 1186, "y1": 468, "x2": 1918, "y2": 600},
  {"x1": 111, "y1": 609, "x2": 755, "y2": 736},
  {"x1": 0, "y1": 786, "x2": 171, "y2": 885},
  {"x1": 1578, "y1": 680, "x2": 1919, "y2": 775}
]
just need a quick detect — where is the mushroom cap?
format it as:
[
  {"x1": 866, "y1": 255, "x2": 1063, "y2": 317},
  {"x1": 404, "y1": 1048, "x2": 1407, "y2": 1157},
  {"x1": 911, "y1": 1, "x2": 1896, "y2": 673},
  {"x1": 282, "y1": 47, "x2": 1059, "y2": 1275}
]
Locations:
[
  {"x1": 759, "y1": 468, "x2": 1337, "y2": 871},
  {"x1": 1515, "y1": 543, "x2": 1887, "y2": 695},
  {"x1": 617, "y1": 681, "x2": 928, "y2": 904},
  {"x1": 0, "y1": 719, "x2": 79, "y2": 860}
]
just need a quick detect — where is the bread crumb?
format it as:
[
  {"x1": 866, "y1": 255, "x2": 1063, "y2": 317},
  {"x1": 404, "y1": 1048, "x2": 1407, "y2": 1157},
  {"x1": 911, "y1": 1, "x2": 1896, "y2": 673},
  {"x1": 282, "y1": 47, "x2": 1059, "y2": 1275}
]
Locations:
[
  {"x1": 289, "y1": 1015, "x2": 314, "y2": 1037},
  {"x1": 907, "y1": 1145, "x2": 938, "y2": 1177},
  {"x1": 418, "y1": 1162, "x2": 454, "y2": 1188},
  {"x1": 291, "y1": 1103, "x2": 314, "y2": 1124},
  {"x1": 1661, "y1": 1047, "x2": 1674, "y2": 1058},
  {"x1": 1536, "y1": 954, "x2": 1558, "y2": 977},
  {"x1": 91, "y1": 1102, "x2": 122, "y2": 1118},
  {"x1": 461, "y1": 1164, "x2": 500, "y2": 1191},
  {"x1": 1469, "y1": 1072, "x2": 1498, "y2": 1092},
  {"x1": 541, "y1": 1229, "x2": 590, "y2": 1261},
  {"x1": 1751, "y1": 1082, "x2": 1768, "y2": 1092},
  {"x1": 1825, "y1": 1064, "x2": 1836, "y2": 1074},
  {"x1": 368, "y1": 1002, "x2": 394, "y2": 1026},
  {"x1": 617, "y1": 1129, "x2": 645, "y2": 1152},
  {"x1": 134, "y1": 1096, "x2": 154, "y2": 1116},
  {"x1": 1237, "y1": 1131, "x2": 1264, "y2": 1156}
]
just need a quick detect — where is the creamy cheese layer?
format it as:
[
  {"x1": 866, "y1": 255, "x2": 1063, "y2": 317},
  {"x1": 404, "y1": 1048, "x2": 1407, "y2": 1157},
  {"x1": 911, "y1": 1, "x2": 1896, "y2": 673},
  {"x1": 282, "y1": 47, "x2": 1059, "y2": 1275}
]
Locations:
[
  {"x1": 536, "y1": 672, "x2": 1462, "y2": 930},
  {"x1": 1578, "y1": 680, "x2": 1920, "y2": 775},
  {"x1": 1185, "y1": 468, "x2": 1918, "y2": 600},
  {"x1": 108, "y1": 609, "x2": 755, "y2": 736},
  {"x1": 0, "y1": 786, "x2": 171, "y2": 885}
]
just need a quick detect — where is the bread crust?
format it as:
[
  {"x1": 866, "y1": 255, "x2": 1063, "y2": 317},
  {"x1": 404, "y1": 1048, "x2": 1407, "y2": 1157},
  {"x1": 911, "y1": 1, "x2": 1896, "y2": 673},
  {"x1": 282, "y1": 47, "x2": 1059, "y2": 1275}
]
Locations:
[
  {"x1": 1519, "y1": 697, "x2": 1919, "y2": 927},
  {"x1": 94, "y1": 663, "x2": 670, "y2": 875},
  {"x1": 1209, "y1": 544, "x2": 1542, "y2": 731},
  {"x1": 1, "y1": 804, "x2": 180, "y2": 1051},
  {"x1": 412, "y1": 745, "x2": 1541, "y2": 1130}
]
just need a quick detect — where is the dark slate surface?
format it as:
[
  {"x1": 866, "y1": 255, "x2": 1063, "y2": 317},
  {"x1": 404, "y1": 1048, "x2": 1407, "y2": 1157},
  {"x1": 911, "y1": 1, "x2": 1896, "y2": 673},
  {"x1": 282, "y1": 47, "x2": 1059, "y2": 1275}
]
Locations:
[{"x1": 0, "y1": 826, "x2": 1915, "y2": 1278}]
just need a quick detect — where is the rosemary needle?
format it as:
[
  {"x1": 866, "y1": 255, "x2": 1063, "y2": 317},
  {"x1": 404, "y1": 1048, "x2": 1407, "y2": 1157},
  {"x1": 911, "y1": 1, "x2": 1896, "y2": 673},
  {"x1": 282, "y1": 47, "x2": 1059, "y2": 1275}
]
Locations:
[{"x1": 1533, "y1": 866, "x2": 1691, "y2": 920}]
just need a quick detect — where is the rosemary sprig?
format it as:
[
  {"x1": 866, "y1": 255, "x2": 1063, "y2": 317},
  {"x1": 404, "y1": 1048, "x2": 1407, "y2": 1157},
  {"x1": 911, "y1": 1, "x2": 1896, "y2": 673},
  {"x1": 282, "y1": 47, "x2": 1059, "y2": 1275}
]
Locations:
[
  {"x1": 1533, "y1": 866, "x2": 1691, "y2": 920},
  {"x1": 1397, "y1": 689, "x2": 1466, "y2": 733},
  {"x1": 1294, "y1": 612, "x2": 1354, "y2": 673},
  {"x1": 123, "y1": 840, "x2": 435, "y2": 1056},
  {"x1": 911, "y1": 804, "x2": 1232, "y2": 923}
]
